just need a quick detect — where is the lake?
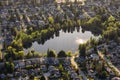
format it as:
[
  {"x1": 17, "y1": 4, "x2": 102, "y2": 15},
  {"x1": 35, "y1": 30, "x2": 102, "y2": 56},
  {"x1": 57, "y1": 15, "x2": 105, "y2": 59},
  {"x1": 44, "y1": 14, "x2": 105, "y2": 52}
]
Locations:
[{"x1": 24, "y1": 27, "x2": 99, "y2": 53}]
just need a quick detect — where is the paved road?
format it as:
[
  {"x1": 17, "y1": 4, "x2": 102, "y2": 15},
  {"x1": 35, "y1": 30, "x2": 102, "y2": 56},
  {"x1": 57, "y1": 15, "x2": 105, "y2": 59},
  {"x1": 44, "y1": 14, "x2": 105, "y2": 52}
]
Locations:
[
  {"x1": 71, "y1": 56, "x2": 87, "y2": 80},
  {"x1": 98, "y1": 51, "x2": 120, "y2": 76}
]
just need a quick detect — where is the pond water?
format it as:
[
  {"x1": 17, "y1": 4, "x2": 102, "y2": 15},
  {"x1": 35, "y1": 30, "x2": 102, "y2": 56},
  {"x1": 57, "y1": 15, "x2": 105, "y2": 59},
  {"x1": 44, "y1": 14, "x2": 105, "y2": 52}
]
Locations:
[{"x1": 24, "y1": 27, "x2": 99, "y2": 53}]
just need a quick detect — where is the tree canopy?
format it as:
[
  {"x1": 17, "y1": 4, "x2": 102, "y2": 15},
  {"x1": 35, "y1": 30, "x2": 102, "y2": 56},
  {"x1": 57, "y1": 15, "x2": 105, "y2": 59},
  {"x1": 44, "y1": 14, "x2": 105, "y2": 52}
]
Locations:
[
  {"x1": 47, "y1": 49, "x2": 56, "y2": 57},
  {"x1": 40, "y1": 75, "x2": 46, "y2": 80},
  {"x1": 79, "y1": 44, "x2": 86, "y2": 57},
  {"x1": 4, "y1": 62, "x2": 15, "y2": 73},
  {"x1": 58, "y1": 50, "x2": 67, "y2": 58},
  {"x1": 48, "y1": 16, "x2": 54, "y2": 24}
]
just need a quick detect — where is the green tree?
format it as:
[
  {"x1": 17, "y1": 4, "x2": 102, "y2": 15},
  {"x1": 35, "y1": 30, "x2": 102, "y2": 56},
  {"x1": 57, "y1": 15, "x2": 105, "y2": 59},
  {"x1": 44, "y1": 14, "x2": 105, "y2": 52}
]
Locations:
[
  {"x1": 17, "y1": 51, "x2": 25, "y2": 59},
  {"x1": 59, "y1": 64, "x2": 64, "y2": 71},
  {"x1": 102, "y1": 71, "x2": 109, "y2": 78},
  {"x1": 58, "y1": 50, "x2": 67, "y2": 58},
  {"x1": 98, "y1": 71, "x2": 109, "y2": 78},
  {"x1": 77, "y1": 20, "x2": 81, "y2": 26},
  {"x1": 108, "y1": 15, "x2": 116, "y2": 22},
  {"x1": 87, "y1": 15, "x2": 101, "y2": 26},
  {"x1": 0, "y1": 51, "x2": 2, "y2": 61},
  {"x1": 103, "y1": 48, "x2": 107, "y2": 55},
  {"x1": 40, "y1": 75, "x2": 46, "y2": 80},
  {"x1": 62, "y1": 72, "x2": 69, "y2": 80},
  {"x1": 11, "y1": 40, "x2": 23, "y2": 51},
  {"x1": 89, "y1": 37, "x2": 98, "y2": 46},
  {"x1": 95, "y1": 62, "x2": 103, "y2": 72},
  {"x1": 5, "y1": 46, "x2": 17, "y2": 60},
  {"x1": 4, "y1": 62, "x2": 15, "y2": 73},
  {"x1": 26, "y1": 49, "x2": 41, "y2": 58},
  {"x1": 48, "y1": 16, "x2": 54, "y2": 24},
  {"x1": 66, "y1": 51, "x2": 72, "y2": 57},
  {"x1": 26, "y1": 51, "x2": 33, "y2": 59},
  {"x1": 79, "y1": 44, "x2": 86, "y2": 57},
  {"x1": 47, "y1": 49, "x2": 56, "y2": 57},
  {"x1": 11, "y1": 27, "x2": 18, "y2": 36}
]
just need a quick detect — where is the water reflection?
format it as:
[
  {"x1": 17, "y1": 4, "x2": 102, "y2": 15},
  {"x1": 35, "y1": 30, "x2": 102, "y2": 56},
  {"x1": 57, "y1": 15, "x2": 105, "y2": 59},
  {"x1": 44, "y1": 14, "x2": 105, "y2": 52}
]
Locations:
[
  {"x1": 24, "y1": 27, "x2": 99, "y2": 53},
  {"x1": 75, "y1": 37, "x2": 86, "y2": 44}
]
